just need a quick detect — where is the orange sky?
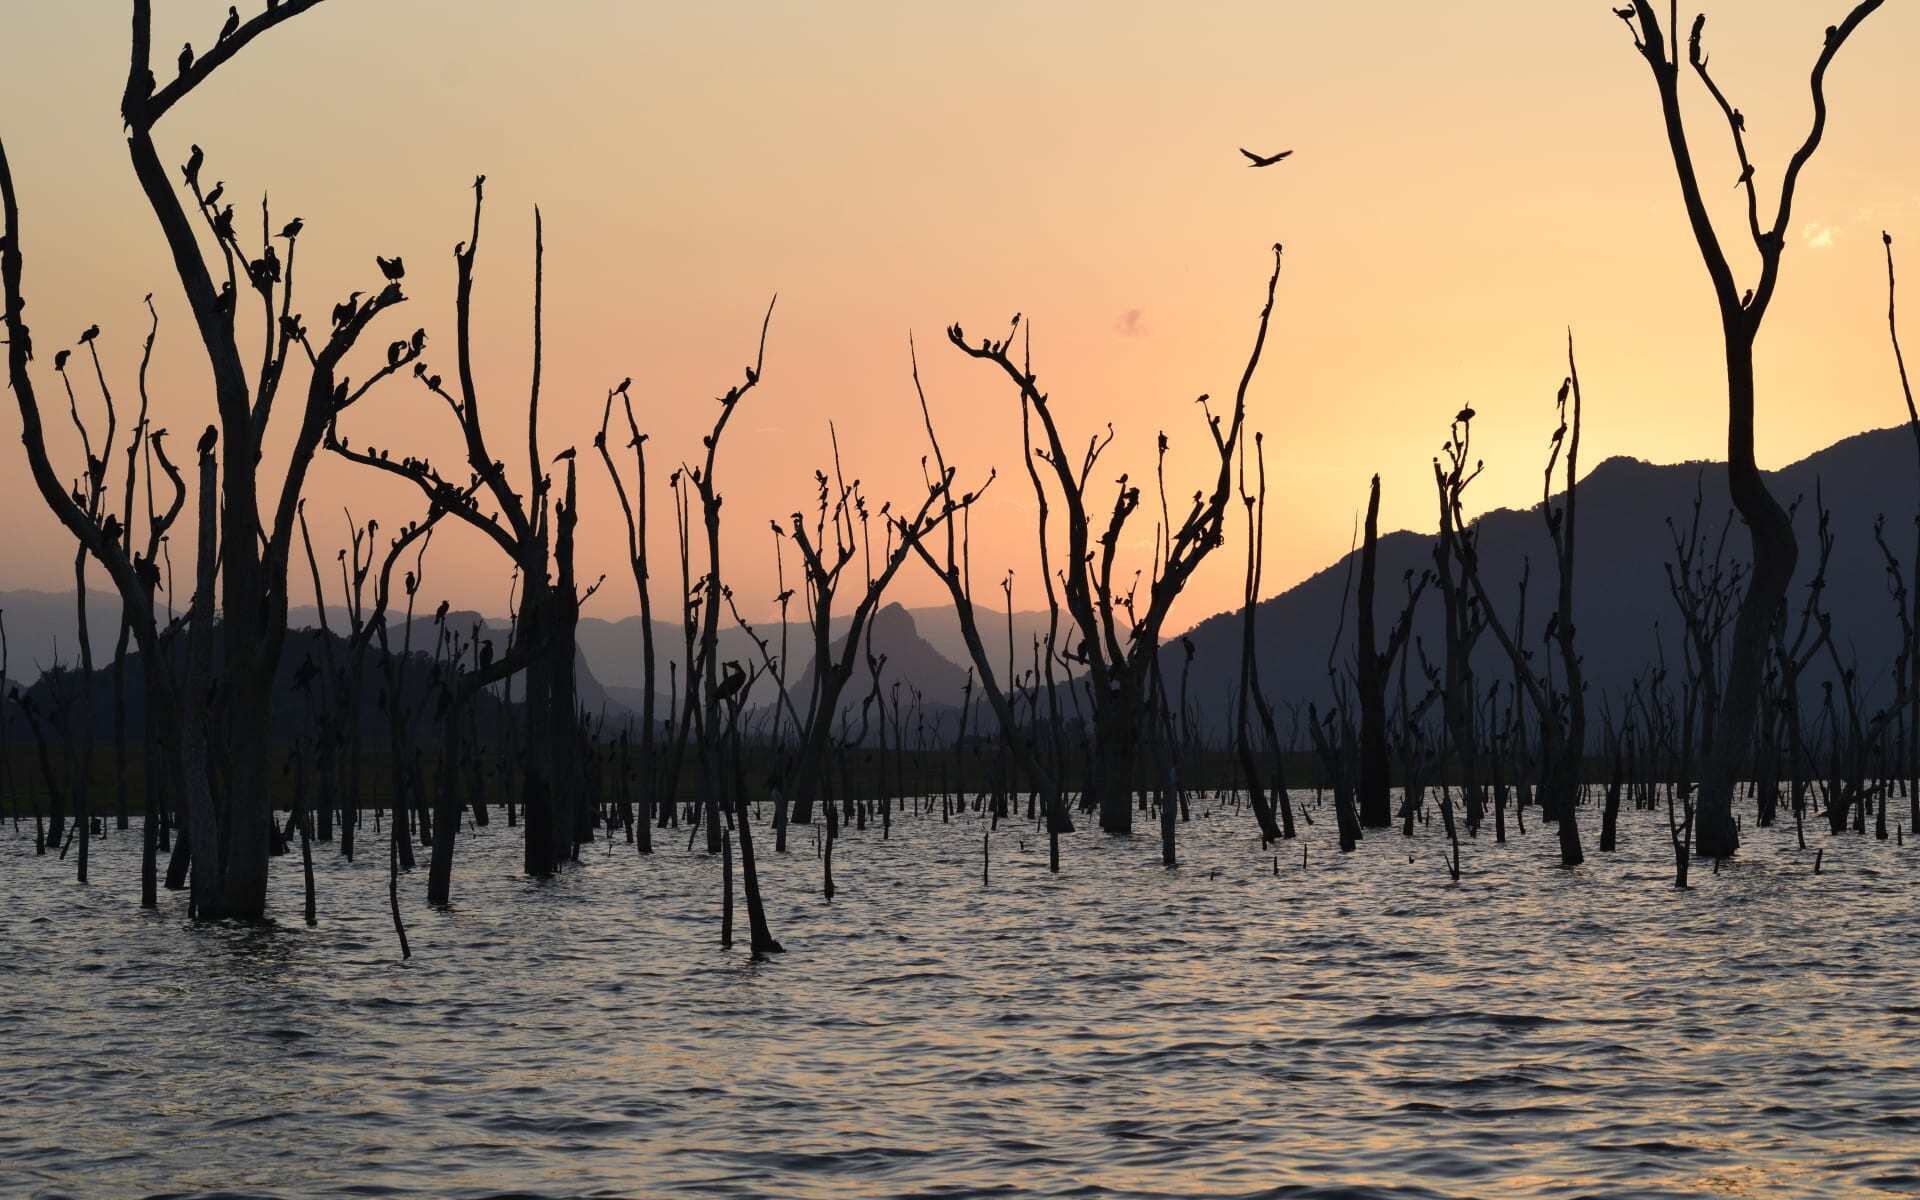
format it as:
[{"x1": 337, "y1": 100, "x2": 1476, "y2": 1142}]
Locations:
[{"x1": 1, "y1": 2, "x2": 1916, "y2": 632}]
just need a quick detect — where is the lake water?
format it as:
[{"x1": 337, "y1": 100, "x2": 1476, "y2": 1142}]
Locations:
[{"x1": 2, "y1": 796, "x2": 1916, "y2": 1199}]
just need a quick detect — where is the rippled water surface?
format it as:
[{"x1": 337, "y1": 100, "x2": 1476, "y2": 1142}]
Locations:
[{"x1": 3, "y1": 797, "x2": 1917, "y2": 1199}]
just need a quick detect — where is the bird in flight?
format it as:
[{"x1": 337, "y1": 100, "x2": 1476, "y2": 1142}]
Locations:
[{"x1": 1239, "y1": 148, "x2": 1293, "y2": 168}]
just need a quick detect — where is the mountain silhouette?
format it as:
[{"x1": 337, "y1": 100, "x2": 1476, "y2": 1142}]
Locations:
[
  {"x1": 786, "y1": 602, "x2": 974, "y2": 732},
  {"x1": 1175, "y1": 423, "x2": 1920, "y2": 737}
]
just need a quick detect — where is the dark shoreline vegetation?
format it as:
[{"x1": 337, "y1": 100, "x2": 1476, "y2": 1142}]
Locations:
[{"x1": 1, "y1": 2, "x2": 1917, "y2": 1194}]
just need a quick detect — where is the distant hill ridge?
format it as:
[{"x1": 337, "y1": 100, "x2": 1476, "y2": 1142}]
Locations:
[{"x1": 1174, "y1": 423, "x2": 1920, "y2": 734}]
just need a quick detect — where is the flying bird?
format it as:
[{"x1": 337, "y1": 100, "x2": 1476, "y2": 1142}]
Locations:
[
  {"x1": 1239, "y1": 147, "x2": 1294, "y2": 168},
  {"x1": 376, "y1": 255, "x2": 405, "y2": 281},
  {"x1": 219, "y1": 6, "x2": 240, "y2": 42}
]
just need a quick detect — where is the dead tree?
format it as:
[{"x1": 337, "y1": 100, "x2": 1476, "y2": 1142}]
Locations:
[
  {"x1": 1617, "y1": 0, "x2": 1887, "y2": 856},
  {"x1": 1430, "y1": 409, "x2": 1489, "y2": 838},
  {"x1": 111, "y1": 0, "x2": 422, "y2": 914},
  {"x1": 906, "y1": 341, "x2": 1075, "y2": 856},
  {"x1": 1459, "y1": 344, "x2": 1590, "y2": 866},
  {"x1": 679, "y1": 308, "x2": 775, "y2": 857},
  {"x1": 782, "y1": 427, "x2": 961, "y2": 837},
  {"x1": 595, "y1": 383, "x2": 659, "y2": 852},
  {"x1": 943, "y1": 245, "x2": 1284, "y2": 834},
  {"x1": 1, "y1": 144, "x2": 188, "y2": 906},
  {"x1": 1234, "y1": 436, "x2": 1284, "y2": 844},
  {"x1": 1883, "y1": 233, "x2": 1919, "y2": 835},
  {"x1": 328, "y1": 179, "x2": 591, "y2": 879},
  {"x1": 1354, "y1": 473, "x2": 1423, "y2": 828}
]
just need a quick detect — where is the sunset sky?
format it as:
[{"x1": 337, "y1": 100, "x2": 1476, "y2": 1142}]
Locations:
[{"x1": 1, "y1": 1, "x2": 1915, "y2": 630}]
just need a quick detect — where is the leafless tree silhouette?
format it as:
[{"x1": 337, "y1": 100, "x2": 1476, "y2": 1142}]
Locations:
[
  {"x1": 940, "y1": 245, "x2": 1284, "y2": 836},
  {"x1": 1617, "y1": 0, "x2": 1887, "y2": 856}
]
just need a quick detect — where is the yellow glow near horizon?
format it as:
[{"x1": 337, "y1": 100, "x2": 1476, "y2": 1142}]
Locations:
[{"x1": 0, "y1": 2, "x2": 1915, "y2": 631}]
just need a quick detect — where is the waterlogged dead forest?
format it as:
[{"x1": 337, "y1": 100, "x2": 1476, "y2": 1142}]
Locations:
[{"x1": 2, "y1": 4, "x2": 1918, "y2": 1197}]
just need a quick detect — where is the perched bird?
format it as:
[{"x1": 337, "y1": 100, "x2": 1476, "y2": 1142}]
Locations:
[
  {"x1": 250, "y1": 246, "x2": 280, "y2": 287},
  {"x1": 202, "y1": 179, "x2": 224, "y2": 206},
  {"x1": 178, "y1": 42, "x2": 194, "y2": 76},
  {"x1": 1239, "y1": 147, "x2": 1294, "y2": 168},
  {"x1": 79, "y1": 323, "x2": 99, "y2": 343},
  {"x1": 1455, "y1": 406, "x2": 1476, "y2": 424},
  {"x1": 552, "y1": 447, "x2": 576, "y2": 463},
  {"x1": 219, "y1": 6, "x2": 240, "y2": 43},
  {"x1": 197, "y1": 425, "x2": 218, "y2": 455},
  {"x1": 616, "y1": 376, "x2": 631, "y2": 394},
  {"x1": 713, "y1": 661, "x2": 748, "y2": 704},
  {"x1": 54, "y1": 349, "x2": 70, "y2": 371},
  {"x1": 279, "y1": 217, "x2": 303, "y2": 239},
  {"x1": 376, "y1": 255, "x2": 405, "y2": 281},
  {"x1": 331, "y1": 291, "x2": 361, "y2": 328},
  {"x1": 183, "y1": 144, "x2": 204, "y2": 185}
]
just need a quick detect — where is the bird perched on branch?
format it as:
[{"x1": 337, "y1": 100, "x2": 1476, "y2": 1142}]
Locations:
[
  {"x1": 1239, "y1": 147, "x2": 1293, "y2": 168},
  {"x1": 219, "y1": 6, "x2": 240, "y2": 42},
  {"x1": 552, "y1": 447, "x2": 575, "y2": 463},
  {"x1": 332, "y1": 292, "x2": 361, "y2": 329},
  {"x1": 183, "y1": 144, "x2": 204, "y2": 186},
  {"x1": 178, "y1": 43, "x2": 194, "y2": 76},
  {"x1": 1455, "y1": 406, "x2": 1476, "y2": 424},
  {"x1": 714, "y1": 661, "x2": 748, "y2": 705},
  {"x1": 376, "y1": 255, "x2": 404, "y2": 281},
  {"x1": 280, "y1": 217, "x2": 303, "y2": 240},
  {"x1": 196, "y1": 425, "x2": 218, "y2": 455}
]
